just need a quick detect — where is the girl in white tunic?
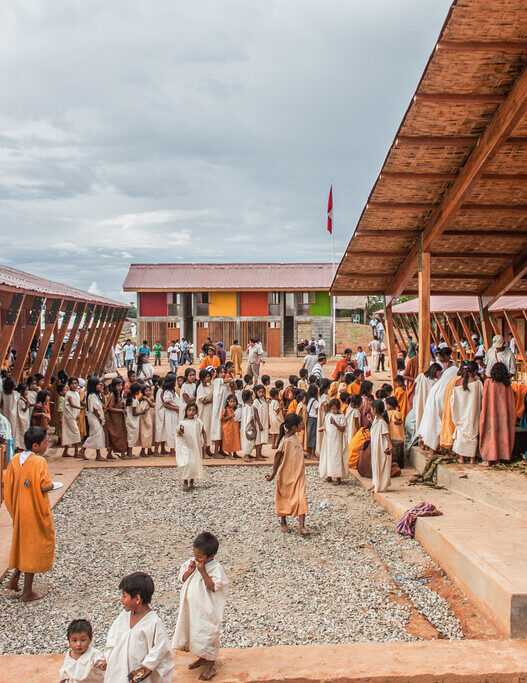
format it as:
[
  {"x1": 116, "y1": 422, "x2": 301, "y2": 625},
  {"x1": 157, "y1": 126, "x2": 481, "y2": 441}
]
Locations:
[
  {"x1": 253, "y1": 385, "x2": 269, "y2": 460},
  {"x1": 135, "y1": 353, "x2": 154, "y2": 386},
  {"x1": 62, "y1": 377, "x2": 82, "y2": 457},
  {"x1": 176, "y1": 402, "x2": 205, "y2": 490},
  {"x1": 315, "y1": 379, "x2": 331, "y2": 457},
  {"x1": 319, "y1": 398, "x2": 348, "y2": 484},
  {"x1": 450, "y1": 361, "x2": 483, "y2": 464},
  {"x1": 196, "y1": 370, "x2": 214, "y2": 457},
  {"x1": 162, "y1": 375, "x2": 181, "y2": 456},
  {"x1": 345, "y1": 394, "x2": 362, "y2": 445},
  {"x1": 27, "y1": 377, "x2": 38, "y2": 421},
  {"x1": 418, "y1": 364, "x2": 458, "y2": 453},
  {"x1": 139, "y1": 384, "x2": 155, "y2": 457},
  {"x1": 1, "y1": 377, "x2": 18, "y2": 436},
  {"x1": 413, "y1": 364, "x2": 442, "y2": 432},
  {"x1": 15, "y1": 384, "x2": 30, "y2": 451},
  {"x1": 154, "y1": 380, "x2": 167, "y2": 455},
  {"x1": 240, "y1": 389, "x2": 257, "y2": 460},
  {"x1": 80, "y1": 377, "x2": 106, "y2": 460},
  {"x1": 370, "y1": 400, "x2": 392, "y2": 493},
  {"x1": 268, "y1": 387, "x2": 284, "y2": 448},
  {"x1": 125, "y1": 381, "x2": 142, "y2": 456},
  {"x1": 181, "y1": 368, "x2": 197, "y2": 405},
  {"x1": 173, "y1": 532, "x2": 229, "y2": 682},
  {"x1": 211, "y1": 366, "x2": 229, "y2": 456}
]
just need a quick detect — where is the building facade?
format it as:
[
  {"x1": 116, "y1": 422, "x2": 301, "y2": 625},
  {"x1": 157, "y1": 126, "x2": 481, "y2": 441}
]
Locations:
[{"x1": 123, "y1": 263, "x2": 338, "y2": 356}]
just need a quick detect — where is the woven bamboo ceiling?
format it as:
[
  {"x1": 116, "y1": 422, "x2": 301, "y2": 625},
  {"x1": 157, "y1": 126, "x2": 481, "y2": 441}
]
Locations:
[{"x1": 331, "y1": 0, "x2": 527, "y2": 306}]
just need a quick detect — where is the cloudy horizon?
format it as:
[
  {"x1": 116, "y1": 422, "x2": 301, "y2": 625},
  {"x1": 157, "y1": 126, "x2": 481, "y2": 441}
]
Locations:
[{"x1": 1, "y1": 0, "x2": 452, "y2": 303}]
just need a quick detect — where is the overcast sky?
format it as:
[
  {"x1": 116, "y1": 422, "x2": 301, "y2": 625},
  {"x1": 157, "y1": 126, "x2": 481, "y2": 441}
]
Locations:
[{"x1": 1, "y1": 0, "x2": 452, "y2": 303}]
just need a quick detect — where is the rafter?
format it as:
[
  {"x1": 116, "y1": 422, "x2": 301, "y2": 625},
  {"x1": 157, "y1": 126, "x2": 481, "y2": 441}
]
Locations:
[
  {"x1": 368, "y1": 202, "x2": 527, "y2": 213},
  {"x1": 395, "y1": 135, "x2": 527, "y2": 147},
  {"x1": 380, "y1": 171, "x2": 527, "y2": 182},
  {"x1": 437, "y1": 40, "x2": 527, "y2": 53},
  {"x1": 480, "y1": 247, "x2": 527, "y2": 307},
  {"x1": 414, "y1": 93, "x2": 505, "y2": 104}
]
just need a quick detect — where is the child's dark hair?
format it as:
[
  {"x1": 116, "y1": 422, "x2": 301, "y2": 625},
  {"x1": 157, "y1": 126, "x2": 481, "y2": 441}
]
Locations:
[
  {"x1": 184, "y1": 401, "x2": 198, "y2": 418},
  {"x1": 344, "y1": 372, "x2": 354, "y2": 385},
  {"x1": 241, "y1": 389, "x2": 253, "y2": 403},
  {"x1": 274, "y1": 379, "x2": 284, "y2": 389},
  {"x1": 118, "y1": 572, "x2": 155, "y2": 605},
  {"x1": 67, "y1": 618, "x2": 93, "y2": 640},
  {"x1": 328, "y1": 398, "x2": 341, "y2": 410},
  {"x1": 235, "y1": 379, "x2": 243, "y2": 390},
  {"x1": 375, "y1": 388, "x2": 384, "y2": 400},
  {"x1": 371, "y1": 399, "x2": 389, "y2": 424},
  {"x1": 353, "y1": 369, "x2": 364, "y2": 380},
  {"x1": 394, "y1": 375, "x2": 404, "y2": 386},
  {"x1": 224, "y1": 394, "x2": 238, "y2": 408},
  {"x1": 261, "y1": 374, "x2": 270, "y2": 385},
  {"x1": 278, "y1": 411, "x2": 302, "y2": 442},
  {"x1": 296, "y1": 389, "x2": 307, "y2": 402},
  {"x1": 381, "y1": 383, "x2": 393, "y2": 396},
  {"x1": 67, "y1": 376, "x2": 78, "y2": 388},
  {"x1": 125, "y1": 381, "x2": 142, "y2": 406},
  {"x1": 299, "y1": 368, "x2": 308, "y2": 379},
  {"x1": 288, "y1": 375, "x2": 299, "y2": 387},
  {"x1": 349, "y1": 394, "x2": 362, "y2": 407},
  {"x1": 243, "y1": 374, "x2": 253, "y2": 384},
  {"x1": 17, "y1": 382, "x2": 28, "y2": 395},
  {"x1": 359, "y1": 381, "x2": 374, "y2": 397},
  {"x1": 36, "y1": 390, "x2": 49, "y2": 404},
  {"x1": 269, "y1": 387, "x2": 279, "y2": 399},
  {"x1": 57, "y1": 383, "x2": 67, "y2": 394},
  {"x1": 308, "y1": 374, "x2": 318, "y2": 384},
  {"x1": 339, "y1": 391, "x2": 351, "y2": 405},
  {"x1": 386, "y1": 396, "x2": 399, "y2": 409},
  {"x1": 24, "y1": 426, "x2": 47, "y2": 451},
  {"x1": 307, "y1": 383, "x2": 319, "y2": 399},
  {"x1": 253, "y1": 384, "x2": 265, "y2": 396},
  {"x1": 194, "y1": 531, "x2": 219, "y2": 557}
]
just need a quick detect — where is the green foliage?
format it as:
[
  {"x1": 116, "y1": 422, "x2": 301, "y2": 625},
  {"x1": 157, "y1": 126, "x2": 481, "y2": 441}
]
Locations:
[
  {"x1": 366, "y1": 295, "x2": 416, "y2": 319},
  {"x1": 127, "y1": 301, "x2": 137, "y2": 319}
]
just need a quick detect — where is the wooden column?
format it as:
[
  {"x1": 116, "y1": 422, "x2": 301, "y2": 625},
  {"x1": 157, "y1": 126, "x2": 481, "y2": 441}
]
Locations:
[
  {"x1": 383, "y1": 297, "x2": 398, "y2": 386},
  {"x1": 67, "y1": 304, "x2": 95, "y2": 375},
  {"x1": 418, "y1": 245, "x2": 431, "y2": 373},
  {"x1": 408, "y1": 313, "x2": 419, "y2": 342},
  {"x1": 86, "y1": 306, "x2": 111, "y2": 377},
  {"x1": 11, "y1": 296, "x2": 45, "y2": 383},
  {"x1": 43, "y1": 301, "x2": 76, "y2": 388},
  {"x1": 0, "y1": 292, "x2": 26, "y2": 370},
  {"x1": 457, "y1": 313, "x2": 477, "y2": 354},
  {"x1": 93, "y1": 308, "x2": 117, "y2": 374},
  {"x1": 30, "y1": 298, "x2": 62, "y2": 375},
  {"x1": 478, "y1": 296, "x2": 494, "y2": 352},
  {"x1": 100, "y1": 308, "x2": 127, "y2": 373},
  {"x1": 96, "y1": 309, "x2": 122, "y2": 374},
  {"x1": 393, "y1": 314, "x2": 408, "y2": 352},
  {"x1": 444, "y1": 312, "x2": 467, "y2": 361},
  {"x1": 58, "y1": 303, "x2": 85, "y2": 371},
  {"x1": 471, "y1": 312, "x2": 484, "y2": 342},
  {"x1": 78, "y1": 305, "x2": 106, "y2": 377},
  {"x1": 434, "y1": 313, "x2": 452, "y2": 348},
  {"x1": 503, "y1": 310, "x2": 527, "y2": 371}
]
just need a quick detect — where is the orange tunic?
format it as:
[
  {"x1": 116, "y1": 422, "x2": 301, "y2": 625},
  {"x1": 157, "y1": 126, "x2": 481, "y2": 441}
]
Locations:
[
  {"x1": 3, "y1": 453, "x2": 55, "y2": 573},
  {"x1": 349, "y1": 427, "x2": 370, "y2": 469},
  {"x1": 221, "y1": 407, "x2": 241, "y2": 452},
  {"x1": 287, "y1": 399, "x2": 298, "y2": 415},
  {"x1": 329, "y1": 381, "x2": 340, "y2": 398},
  {"x1": 200, "y1": 355, "x2": 220, "y2": 371},
  {"x1": 511, "y1": 382, "x2": 527, "y2": 420},
  {"x1": 393, "y1": 387, "x2": 408, "y2": 423},
  {"x1": 439, "y1": 376, "x2": 458, "y2": 450},
  {"x1": 275, "y1": 434, "x2": 308, "y2": 517},
  {"x1": 347, "y1": 382, "x2": 360, "y2": 396}
]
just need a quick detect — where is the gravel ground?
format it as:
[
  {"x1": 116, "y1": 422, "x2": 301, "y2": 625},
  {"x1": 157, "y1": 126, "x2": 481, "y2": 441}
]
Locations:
[{"x1": 0, "y1": 467, "x2": 463, "y2": 655}]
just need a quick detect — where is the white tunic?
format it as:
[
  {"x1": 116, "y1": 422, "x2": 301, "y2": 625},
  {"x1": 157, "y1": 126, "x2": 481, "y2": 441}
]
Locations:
[
  {"x1": 181, "y1": 382, "x2": 197, "y2": 404},
  {"x1": 370, "y1": 416, "x2": 392, "y2": 493},
  {"x1": 136, "y1": 363, "x2": 154, "y2": 385},
  {"x1": 413, "y1": 374, "x2": 438, "y2": 430},
  {"x1": 62, "y1": 390, "x2": 81, "y2": 446},
  {"x1": 315, "y1": 394, "x2": 329, "y2": 456},
  {"x1": 319, "y1": 412, "x2": 349, "y2": 480},
  {"x1": 418, "y1": 366, "x2": 458, "y2": 451},
  {"x1": 15, "y1": 396, "x2": 30, "y2": 450},
  {"x1": 176, "y1": 417, "x2": 205, "y2": 480},
  {"x1": 125, "y1": 398, "x2": 141, "y2": 447},
  {"x1": 27, "y1": 389, "x2": 38, "y2": 420},
  {"x1": 163, "y1": 390, "x2": 181, "y2": 449},
  {"x1": 84, "y1": 394, "x2": 106, "y2": 450},
  {"x1": 240, "y1": 404, "x2": 256, "y2": 455},
  {"x1": 2, "y1": 390, "x2": 18, "y2": 435},
  {"x1": 344, "y1": 406, "x2": 361, "y2": 445},
  {"x1": 254, "y1": 397, "x2": 269, "y2": 445},
  {"x1": 211, "y1": 378, "x2": 229, "y2": 442},
  {"x1": 268, "y1": 398, "x2": 283, "y2": 434},
  {"x1": 104, "y1": 610, "x2": 174, "y2": 683},
  {"x1": 196, "y1": 384, "x2": 213, "y2": 447},
  {"x1": 172, "y1": 558, "x2": 229, "y2": 661},
  {"x1": 450, "y1": 381, "x2": 483, "y2": 458},
  {"x1": 59, "y1": 644, "x2": 105, "y2": 682},
  {"x1": 154, "y1": 388, "x2": 166, "y2": 443}
]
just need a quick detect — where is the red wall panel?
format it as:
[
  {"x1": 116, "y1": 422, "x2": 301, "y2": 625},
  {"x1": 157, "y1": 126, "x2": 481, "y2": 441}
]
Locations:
[
  {"x1": 140, "y1": 292, "x2": 167, "y2": 317},
  {"x1": 239, "y1": 291, "x2": 268, "y2": 317}
]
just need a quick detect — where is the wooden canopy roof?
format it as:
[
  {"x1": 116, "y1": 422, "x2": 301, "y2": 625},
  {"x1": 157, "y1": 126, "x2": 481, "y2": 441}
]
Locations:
[{"x1": 331, "y1": 0, "x2": 527, "y2": 305}]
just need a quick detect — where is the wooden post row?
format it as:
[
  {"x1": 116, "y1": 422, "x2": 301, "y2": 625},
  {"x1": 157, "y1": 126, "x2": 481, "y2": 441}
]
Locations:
[
  {"x1": 98, "y1": 308, "x2": 127, "y2": 374},
  {"x1": 11, "y1": 296, "x2": 45, "y2": 384},
  {"x1": 30, "y1": 298, "x2": 62, "y2": 376},
  {"x1": 383, "y1": 298, "x2": 398, "y2": 386},
  {"x1": 67, "y1": 304, "x2": 95, "y2": 376},
  {"x1": 418, "y1": 245, "x2": 431, "y2": 373},
  {"x1": 75, "y1": 305, "x2": 103, "y2": 377},
  {"x1": 43, "y1": 301, "x2": 76, "y2": 388},
  {"x1": 0, "y1": 293, "x2": 26, "y2": 371},
  {"x1": 58, "y1": 303, "x2": 86, "y2": 372}
]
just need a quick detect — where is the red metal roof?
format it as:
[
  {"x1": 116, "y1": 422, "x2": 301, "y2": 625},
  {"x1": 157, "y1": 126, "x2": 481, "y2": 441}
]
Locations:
[
  {"x1": 0, "y1": 264, "x2": 126, "y2": 307},
  {"x1": 392, "y1": 295, "x2": 527, "y2": 314},
  {"x1": 123, "y1": 263, "x2": 336, "y2": 291}
]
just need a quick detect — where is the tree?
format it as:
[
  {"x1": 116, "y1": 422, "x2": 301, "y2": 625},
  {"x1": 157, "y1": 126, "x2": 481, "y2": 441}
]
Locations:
[
  {"x1": 366, "y1": 295, "x2": 415, "y2": 319},
  {"x1": 127, "y1": 301, "x2": 137, "y2": 319}
]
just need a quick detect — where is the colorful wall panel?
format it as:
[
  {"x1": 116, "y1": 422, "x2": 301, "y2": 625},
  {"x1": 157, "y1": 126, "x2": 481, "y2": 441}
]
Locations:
[
  {"x1": 239, "y1": 291, "x2": 268, "y2": 317},
  {"x1": 139, "y1": 292, "x2": 167, "y2": 317},
  {"x1": 310, "y1": 291, "x2": 331, "y2": 316},
  {"x1": 209, "y1": 291, "x2": 237, "y2": 317}
]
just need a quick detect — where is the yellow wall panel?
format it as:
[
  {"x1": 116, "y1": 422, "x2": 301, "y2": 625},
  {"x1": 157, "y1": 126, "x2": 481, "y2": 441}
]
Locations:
[{"x1": 209, "y1": 291, "x2": 237, "y2": 317}]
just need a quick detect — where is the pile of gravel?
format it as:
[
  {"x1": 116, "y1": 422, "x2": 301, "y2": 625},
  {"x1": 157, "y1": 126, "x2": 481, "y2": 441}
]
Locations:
[{"x1": 0, "y1": 467, "x2": 463, "y2": 655}]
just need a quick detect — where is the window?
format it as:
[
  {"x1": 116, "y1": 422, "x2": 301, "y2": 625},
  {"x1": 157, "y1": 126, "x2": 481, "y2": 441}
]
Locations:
[
  {"x1": 197, "y1": 292, "x2": 209, "y2": 304},
  {"x1": 271, "y1": 292, "x2": 280, "y2": 304},
  {"x1": 172, "y1": 293, "x2": 181, "y2": 305},
  {"x1": 196, "y1": 292, "x2": 209, "y2": 316},
  {"x1": 268, "y1": 291, "x2": 281, "y2": 315}
]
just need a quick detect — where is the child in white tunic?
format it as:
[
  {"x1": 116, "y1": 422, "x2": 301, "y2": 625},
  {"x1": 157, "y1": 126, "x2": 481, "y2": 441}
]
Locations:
[
  {"x1": 345, "y1": 394, "x2": 362, "y2": 445},
  {"x1": 154, "y1": 381, "x2": 167, "y2": 455},
  {"x1": 240, "y1": 389, "x2": 257, "y2": 461},
  {"x1": 173, "y1": 532, "x2": 229, "y2": 681},
  {"x1": 80, "y1": 378, "x2": 106, "y2": 461},
  {"x1": 253, "y1": 385, "x2": 269, "y2": 460},
  {"x1": 211, "y1": 367, "x2": 229, "y2": 456},
  {"x1": 176, "y1": 402, "x2": 205, "y2": 490},
  {"x1": 62, "y1": 377, "x2": 82, "y2": 457},
  {"x1": 27, "y1": 377, "x2": 38, "y2": 421},
  {"x1": 196, "y1": 370, "x2": 214, "y2": 457},
  {"x1": 59, "y1": 618, "x2": 105, "y2": 683},
  {"x1": 125, "y1": 382, "x2": 142, "y2": 457},
  {"x1": 319, "y1": 398, "x2": 348, "y2": 484},
  {"x1": 450, "y1": 362, "x2": 483, "y2": 464},
  {"x1": 105, "y1": 571, "x2": 173, "y2": 683},
  {"x1": 162, "y1": 376, "x2": 181, "y2": 456},
  {"x1": 15, "y1": 384, "x2": 30, "y2": 451},
  {"x1": 268, "y1": 387, "x2": 284, "y2": 448},
  {"x1": 315, "y1": 380, "x2": 331, "y2": 456},
  {"x1": 370, "y1": 400, "x2": 392, "y2": 493}
]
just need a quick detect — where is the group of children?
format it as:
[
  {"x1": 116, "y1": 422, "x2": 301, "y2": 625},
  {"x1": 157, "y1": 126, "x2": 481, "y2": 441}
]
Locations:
[{"x1": 59, "y1": 533, "x2": 227, "y2": 682}]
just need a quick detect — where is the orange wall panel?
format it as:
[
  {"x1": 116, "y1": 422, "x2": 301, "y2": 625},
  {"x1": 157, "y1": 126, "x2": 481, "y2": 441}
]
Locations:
[{"x1": 240, "y1": 291, "x2": 268, "y2": 316}]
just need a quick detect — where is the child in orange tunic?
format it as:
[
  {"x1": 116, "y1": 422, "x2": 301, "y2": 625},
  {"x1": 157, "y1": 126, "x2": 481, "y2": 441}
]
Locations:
[{"x1": 221, "y1": 395, "x2": 241, "y2": 458}]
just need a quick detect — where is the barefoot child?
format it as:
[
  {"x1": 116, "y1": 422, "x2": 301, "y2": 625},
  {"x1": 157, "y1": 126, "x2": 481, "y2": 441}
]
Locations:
[
  {"x1": 196, "y1": 370, "x2": 214, "y2": 457},
  {"x1": 176, "y1": 402, "x2": 206, "y2": 490},
  {"x1": 240, "y1": 389, "x2": 256, "y2": 461},
  {"x1": 105, "y1": 572, "x2": 174, "y2": 682},
  {"x1": 268, "y1": 387, "x2": 283, "y2": 448},
  {"x1": 154, "y1": 377, "x2": 168, "y2": 455},
  {"x1": 173, "y1": 532, "x2": 229, "y2": 681},
  {"x1": 125, "y1": 382, "x2": 142, "y2": 458},
  {"x1": 79, "y1": 377, "x2": 106, "y2": 461},
  {"x1": 59, "y1": 619, "x2": 106, "y2": 682},
  {"x1": 319, "y1": 398, "x2": 348, "y2": 485},
  {"x1": 62, "y1": 377, "x2": 82, "y2": 458},
  {"x1": 221, "y1": 395, "x2": 241, "y2": 458},
  {"x1": 266, "y1": 413, "x2": 309, "y2": 535},
  {"x1": 163, "y1": 375, "x2": 181, "y2": 457},
  {"x1": 139, "y1": 384, "x2": 155, "y2": 457},
  {"x1": 370, "y1": 399, "x2": 392, "y2": 493},
  {"x1": 4, "y1": 426, "x2": 54, "y2": 602},
  {"x1": 253, "y1": 385, "x2": 268, "y2": 460}
]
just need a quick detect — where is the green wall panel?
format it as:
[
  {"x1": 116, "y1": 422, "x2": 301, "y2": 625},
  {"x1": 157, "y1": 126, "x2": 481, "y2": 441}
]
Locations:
[{"x1": 310, "y1": 291, "x2": 331, "y2": 316}]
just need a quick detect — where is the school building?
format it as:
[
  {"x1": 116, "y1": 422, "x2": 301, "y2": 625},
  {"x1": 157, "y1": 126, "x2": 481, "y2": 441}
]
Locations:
[{"x1": 123, "y1": 263, "x2": 367, "y2": 356}]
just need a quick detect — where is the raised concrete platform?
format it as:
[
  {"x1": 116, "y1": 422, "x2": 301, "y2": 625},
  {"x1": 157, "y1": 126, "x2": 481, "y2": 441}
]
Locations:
[
  {"x1": 351, "y1": 460, "x2": 527, "y2": 638},
  {"x1": 1, "y1": 640, "x2": 527, "y2": 682}
]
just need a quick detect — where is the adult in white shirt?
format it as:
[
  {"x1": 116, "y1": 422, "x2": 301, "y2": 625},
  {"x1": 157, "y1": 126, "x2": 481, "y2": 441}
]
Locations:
[
  {"x1": 167, "y1": 340, "x2": 180, "y2": 374},
  {"x1": 485, "y1": 335, "x2": 516, "y2": 377},
  {"x1": 376, "y1": 320, "x2": 385, "y2": 342},
  {"x1": 368, "y1": 338, "x2": 381, "y2": 372},
  {"x1": 507, "y1": 332, "x2": 517, "y2": 355},
  {"x1": 302, "y1": 345, "x2": 318, "y2": 375},
  {"x1": 114, "y1": 342, "x2": 123, "y2": 368},
  {"x1": 246, "y1": 339, "x2": 262, "y2": 378},
  {"x1": 316, "y1": 335, "x2": 326, "y2": 355}
]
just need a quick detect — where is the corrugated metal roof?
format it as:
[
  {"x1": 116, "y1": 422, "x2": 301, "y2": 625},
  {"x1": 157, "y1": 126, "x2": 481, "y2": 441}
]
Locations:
[
  {"x1": 392, "y1": 295, "x2": 527, "y2": 314},
  {"x1": 123, "y1": 263, "x2": 336, "y2": 291},
  {"x1": 0, "y1": 264, "x2": 126, "y2": 307}
]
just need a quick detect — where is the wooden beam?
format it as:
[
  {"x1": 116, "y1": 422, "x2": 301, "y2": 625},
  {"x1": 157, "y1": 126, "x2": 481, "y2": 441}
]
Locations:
[
  {"x1": 367, "y1": 202, "x2": 433, "y2": 210},
  {"x1": 434, "y1": 313, "x2": 452, "y2": 348},
  {"x1": 0, "y1": 293, "x2": 26, "y2": 372},
  {"x1": 43, "y1": 301, "x2": 76, "y2": 388},
  {"x1": 457, "y1": 313, "x2": 477, "y2": 354},
  {"x1": 93, "y1": 308, "x2": 118, "y2": 374},
  {"x1": 418, "y1": 247, "x2": 431, "y2": 373},
  {"x1": 383, "y1": 298, "x2": 398, "y2": 386},
  {"x1": 414, "y1": 93, "x2": 505, "y2": 104},
  {"x1": 395, "y1": 135, "x2": 527, "y2": 147},
  {"x1": 431, "y1": 252, "x2": 511, "y2": 259},
  {"x1": 30, "y1": 299, "x2": 62, "y2": 376},
  {"x1": 393, "y1": 314, "x2": 408, "y2": 352},
  {"x1": 478, "y1": 297, "x2": 494, "y2": 352},
  {"x1": 386, "y1": 64, "x2": 527, "y2": 304},
  {"x1": 85, "y1": 306, "x2": 111, "y2": 377},
  {"x1": 443, "y1": 230, "x2": 527, "y2": 239},
  {"x1": 354, "y1": 229, "x2": 419, "y2": 238},
  {"x1": 369, "y1": 201, "x2": 527, "y2": 213},
  {"x1": 10, "y1": 296, "x2": 45, "y2": 384},
  {"x1": 444, "y1": 312, "x2": 467, "y2": 361},
  {"x1": 345, "y1": 251, "x2": 407, "y2": 258},
  {"x1": 429, "y1": 313, "x2": 440, "y2": 346},
  {"x1": 57, "y1": 303, "x2": 85, "y2": 371},
  {"x1": 489, "y1": 313, "x2": 501, "y2": 336},
  {"x1": 102, "y1": 309, "x2": 127, "y2": 373},
  {"x1": 381, "y1": 171, "x2": 527, "y2": 182},
  {"x1": 437, "y1": 40, "x2": 527, "y2": 53},
  {"x1": 502, "y1": 310, "x2": 527, "y2": 371},
  {"x1": 407, "y1": 313, "x2": 420, "y2": 343},
  {"x1": 66, "y1": 304, "x2": 95, "y2": 375},
  {"x1": 480, "y1": 248, "x2": 527, "y2": 307},
  {"x1": 77, "y1": 306, "x2": 106, "y2": 378},
  {"x1": 470, "y1": 312, "x2": 483, "y2": 342}
]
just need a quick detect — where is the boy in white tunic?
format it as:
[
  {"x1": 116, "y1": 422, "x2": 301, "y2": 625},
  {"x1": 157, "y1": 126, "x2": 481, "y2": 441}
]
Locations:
[
  {"x1": 60, "y1": 619, "x2": 105, "y2": 683},
  {"x1": 173, "y1": 532, "x2": 229, "y2": 681},
  {"x1": 319, "y1": 398, "x2": 348, "y2": 485},
  {"x1": 176, "y1": 402, "x2": 206, "y2": 491},
  {"x1": 105, "y1": 572, "x2": 173, "y2": 682}
]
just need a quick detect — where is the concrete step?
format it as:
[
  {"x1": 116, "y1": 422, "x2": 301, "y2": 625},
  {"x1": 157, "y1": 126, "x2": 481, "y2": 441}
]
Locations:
[
  {"x1": 408, "y1": 446, "x2": 527, "y2": 520},
  {"x1": 350, "y1": 467, "x2": 527, "y2": 638}
]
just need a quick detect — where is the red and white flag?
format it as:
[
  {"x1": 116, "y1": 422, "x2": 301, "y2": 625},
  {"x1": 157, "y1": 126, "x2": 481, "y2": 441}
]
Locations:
[{"x1": 327, "y1": 184, "x2": 333, "y2": 234}]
